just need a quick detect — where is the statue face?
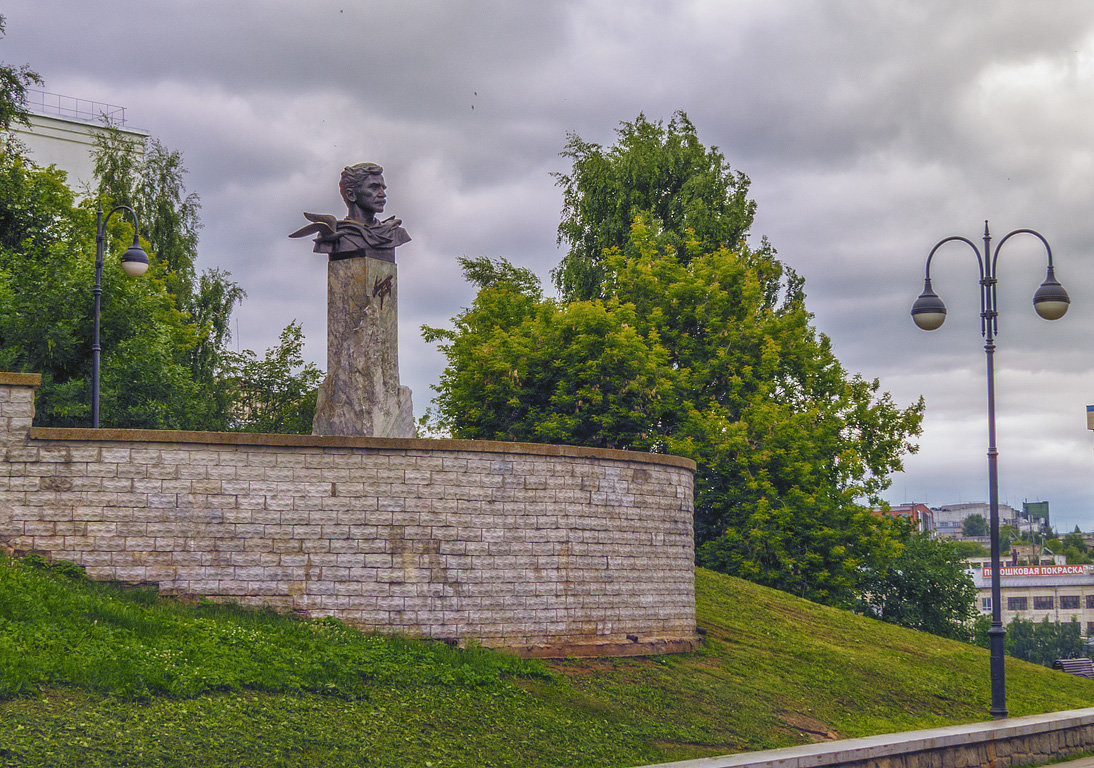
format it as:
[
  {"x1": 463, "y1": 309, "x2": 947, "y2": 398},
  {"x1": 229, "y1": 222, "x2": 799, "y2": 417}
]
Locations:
[{"x1": 350, "y1": 174, "x2": 387, "y2": 217}]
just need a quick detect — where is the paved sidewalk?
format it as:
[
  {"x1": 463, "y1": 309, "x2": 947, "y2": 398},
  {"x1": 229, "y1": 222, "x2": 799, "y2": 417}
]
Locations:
[{"x1": 1053, "y1": 759, "x2": 1094, "y2": 767}]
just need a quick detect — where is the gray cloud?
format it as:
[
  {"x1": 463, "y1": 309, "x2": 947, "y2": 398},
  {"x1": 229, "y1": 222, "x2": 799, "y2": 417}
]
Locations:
[{"x1": 4, "y1": 0, "x2": 1093, "y2": 528}]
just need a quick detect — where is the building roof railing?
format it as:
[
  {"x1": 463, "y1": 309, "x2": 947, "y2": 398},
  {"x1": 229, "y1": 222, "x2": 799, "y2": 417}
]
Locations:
[{"x1": 24, "y1": 89, "x2": 128, "y2": 127}]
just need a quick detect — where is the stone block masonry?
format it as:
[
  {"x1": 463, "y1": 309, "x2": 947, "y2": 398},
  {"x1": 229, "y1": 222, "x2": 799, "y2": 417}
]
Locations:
[{"x1": 0, "y1": 373, "x2": 699, "y2": 657}]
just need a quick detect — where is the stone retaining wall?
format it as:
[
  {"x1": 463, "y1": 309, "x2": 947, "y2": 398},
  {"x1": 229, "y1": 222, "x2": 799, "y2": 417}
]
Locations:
[
  {"x1": 0, "y1": 373, "x2": 699, "y2": 657},
  {"x1": 636, "y1": 707, "x2": 1094, "y2": 768}
]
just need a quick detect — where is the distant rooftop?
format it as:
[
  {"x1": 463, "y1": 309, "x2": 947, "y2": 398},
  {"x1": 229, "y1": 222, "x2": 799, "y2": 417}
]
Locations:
[{"x1": 25, "y1": 89, "x2": 128, "y2": 128}]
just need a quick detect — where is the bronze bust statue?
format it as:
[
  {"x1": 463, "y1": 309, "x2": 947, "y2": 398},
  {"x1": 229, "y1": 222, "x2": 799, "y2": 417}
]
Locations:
[{"x1": 290, "y1": 162, "x2": 411, "y2": 262}]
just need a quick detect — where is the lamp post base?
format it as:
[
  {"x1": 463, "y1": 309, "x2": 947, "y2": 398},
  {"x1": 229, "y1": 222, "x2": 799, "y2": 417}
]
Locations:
[{"x1": 989, "y1": 623, "x2": 1008, "y2": 719}]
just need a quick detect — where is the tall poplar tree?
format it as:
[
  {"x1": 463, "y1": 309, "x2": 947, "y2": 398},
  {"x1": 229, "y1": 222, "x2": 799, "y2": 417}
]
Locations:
[
  {"x1": 553, "y1": 111, "x2": 755, "y2": 302},
  {"x1": 93, "y1": 126, "x2": 203, "y2": 310}
]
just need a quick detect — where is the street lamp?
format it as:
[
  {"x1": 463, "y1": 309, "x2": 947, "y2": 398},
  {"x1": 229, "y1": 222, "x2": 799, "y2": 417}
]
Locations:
[
  {"x1": 911, "y1": 220, "x2": 1069, "y2": 720},
  {"x1": 92, "y1": 200, "x2": 149, "y2": 428}
]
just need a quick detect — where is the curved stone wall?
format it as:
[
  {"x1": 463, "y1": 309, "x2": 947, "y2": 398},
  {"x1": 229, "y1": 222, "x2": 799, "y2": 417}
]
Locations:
[{"x1": 0, "y1": 374, "x2": 699, "y2": 656}]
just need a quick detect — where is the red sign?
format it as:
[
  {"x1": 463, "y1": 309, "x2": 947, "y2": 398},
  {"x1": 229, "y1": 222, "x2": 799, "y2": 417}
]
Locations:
[{"x1": 982, "y1": 565, "x2": 1088, "y2": 577}]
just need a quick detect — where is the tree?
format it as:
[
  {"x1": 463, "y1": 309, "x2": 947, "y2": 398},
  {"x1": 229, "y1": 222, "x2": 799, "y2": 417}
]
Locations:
[
  {"x1": 93, "y1": 125, "x2": 255, "y2": 431},
  {"x1": 0, "y1": 151, "x2": 209, "y2": 428},
  {"x1": 0, "y1": 149, "x2": 312, "y2": 431},
  {"x1": 1061, "y1": 528, "x2": 1090, "y2": 565},
  {"x1": 223, "y1": 321, "x2": 322, "y2": 434},
  {"x1": 1063, "y1": 527, "x2": 1087, "y2": 552},
  {"x1": 552, "y1": 111, "x2": 755, "y2": 302},
  {"x1": 976, "y1": 616, "x2": 1084, "y2": 666},
  {"x1": 962, "y1": 513, "x2": 988, "y2": 537},
  {"x1": 858, "y1": 519, "x2": 977, "y2": 640},
  {"x1": 427, "y1": 113, "x2": 924, "y2": 607},
  {"x1": 0, "y1": 15, "x2": 41, "y2": 143},
  {"x1": 950, "y1": 540, "x2": 990, "y2": 559},
  {"x1": 189, "y1": 267, "x2": 247, "y2": 429},
  {"x1": 424, "y1": 256, "x2": 675, "y2": 449},
  {"x1": 93, "y1": 126, "x2": 201, "y2": 306},
  {"x1": 0, "y1": 44, "x2": 315, "y2": 434}
]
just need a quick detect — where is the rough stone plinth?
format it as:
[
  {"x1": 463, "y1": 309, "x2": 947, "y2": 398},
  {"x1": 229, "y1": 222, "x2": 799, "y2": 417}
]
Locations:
[{"x1": 312, "y1": 252, "x2": 413, "y2": 437}]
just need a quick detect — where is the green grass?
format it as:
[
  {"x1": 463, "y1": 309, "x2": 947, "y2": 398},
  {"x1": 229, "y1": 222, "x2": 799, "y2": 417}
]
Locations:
[
  {"x1": 0, "y1": 553, "x2": 543, "y2": 701},
  {"x1": 1, "y1": 554, "x2": 1092, "y2": 767}
]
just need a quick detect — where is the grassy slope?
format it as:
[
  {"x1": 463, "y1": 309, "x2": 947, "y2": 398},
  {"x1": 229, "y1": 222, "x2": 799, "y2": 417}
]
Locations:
[{"x1": 1, "y1": 557, "x2": 1092, "y2": 768}]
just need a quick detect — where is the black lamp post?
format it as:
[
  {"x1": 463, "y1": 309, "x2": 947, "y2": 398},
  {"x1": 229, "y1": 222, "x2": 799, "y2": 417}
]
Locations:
[
  {"x1": 92, "y1": 201, "x2": 150, "y2": 428},
  {"x1": 911, "y1": 221, "x2": 1069, "y2": 720}
]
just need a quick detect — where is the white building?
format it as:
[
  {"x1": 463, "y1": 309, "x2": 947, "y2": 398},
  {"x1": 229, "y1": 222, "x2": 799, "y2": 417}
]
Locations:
[
  {"x1": 933, "y1": 502, "x2": 1022, "y2": 538},
  {"x1": 968, "y1": 563, "x2": 1094, "y2": 638},
  {"x1": 9, "y1": 89, "x2": 147, "y2": 190}
]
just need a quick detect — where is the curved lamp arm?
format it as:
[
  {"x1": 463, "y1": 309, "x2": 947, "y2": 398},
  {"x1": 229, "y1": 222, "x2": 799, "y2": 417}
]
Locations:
[
  {"x1": 100, "y1": 204, "x2": 150, "y2": 276},
  {"x1": 992, "y1": 228, "x2": 1069, "y2": 321},
  {"x1": 911, "y1": 236, "x2": 983, "y2": 331}
]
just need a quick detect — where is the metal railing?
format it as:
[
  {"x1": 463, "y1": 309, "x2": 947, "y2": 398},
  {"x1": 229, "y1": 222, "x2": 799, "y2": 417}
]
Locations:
[{"x1": 24, "y1": 89, "x2": 128, "y2": 127}]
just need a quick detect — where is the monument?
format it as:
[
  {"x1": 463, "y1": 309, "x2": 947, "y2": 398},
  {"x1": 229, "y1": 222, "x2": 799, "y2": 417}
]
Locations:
[{"x1": 290, "y1": 162, "x2": 414, "y2": 437}]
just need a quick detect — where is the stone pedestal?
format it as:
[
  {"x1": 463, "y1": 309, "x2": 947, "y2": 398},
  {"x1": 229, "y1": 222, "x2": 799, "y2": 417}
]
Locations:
[{"x1": 312, "y1": 253, "x2": 414, "y2": 437}]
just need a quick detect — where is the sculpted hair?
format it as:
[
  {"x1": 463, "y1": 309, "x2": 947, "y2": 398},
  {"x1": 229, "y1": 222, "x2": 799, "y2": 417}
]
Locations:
[{"x1": 339, "y1": 162, "x2": 384, "y2": 204}]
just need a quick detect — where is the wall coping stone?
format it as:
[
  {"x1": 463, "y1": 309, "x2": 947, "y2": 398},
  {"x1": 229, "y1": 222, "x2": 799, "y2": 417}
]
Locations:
[
  {"x1": 0, "y1": 372, "x2": 41, "y2": 387},
  {"x1": 634, "y1": 707, "x2": 1094, "y2": 767},
  {"x1": 28, "y1": 426, "x2": 696, "y2": 470}
]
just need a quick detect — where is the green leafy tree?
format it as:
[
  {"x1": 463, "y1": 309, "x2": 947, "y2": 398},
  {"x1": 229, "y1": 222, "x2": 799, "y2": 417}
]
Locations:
[
  {"x1": 978, "y1": 616, "x2": 1085, "y2": 667},
  {"x1": 189, "y1": 267, "x2": 246, "y2": 430},
  {"x1": 424, "y1": 256, "x2": 675, "y2": 449},
  {"x1": 0, "y1": 15, "x2": 46, "y2": 244},
  {"x1": 93, "y1": 125, "x2": 254, "y2": 431},
  {"x1": 0, "y1": 15, "x2": 41, "y2": 145},
  {"x1": 950, "y1": 540, "x2": 990, "y2": 559},
  {"x1": 427, "y1": 114, "x2": 924, "y2": 607},
  {"x1": 1064, "y1": 527, "x2": 1087, "y2": 552},
  {"x1": 0, "y1": 45, "x2": 314, "y2": 433},
  {"x1": 1061, "y1": 528, "x2": 1090, "y2": 564},
  {"x1": 93, "y1": 126, "x2": 201, "y2": 306},
  {"x1": 0, "y1": 151, "x2": 209, "y2": 427},
  {"x1": 0, "y1": 150, "x2": 309, "y2": 430},
  {"x1": 962, "y1": 513, "x2": 988, "y2": 537},
  {"x1": 857, "y1": 519, "x2": 977, "y2": 640},
  {"x1": 552, "y1": 111, "x2": 755, "y2": 302},
  {"x1": 223, "y1": 321, "x2": 322, "y2": 434},
  {"x1": 1062, "y1": 546, "x2": 1090, "y2": 565}
]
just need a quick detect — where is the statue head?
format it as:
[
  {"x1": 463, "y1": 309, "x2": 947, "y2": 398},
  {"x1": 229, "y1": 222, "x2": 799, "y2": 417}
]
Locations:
[{"x1": 340, "y1": 162, "x2": 387, "y2": 221}]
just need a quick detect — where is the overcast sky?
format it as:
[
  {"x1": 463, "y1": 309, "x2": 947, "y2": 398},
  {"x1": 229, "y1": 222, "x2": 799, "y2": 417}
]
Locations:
[{"x1": 4, "y1": 1, "x2": 1094, "y2": 530}]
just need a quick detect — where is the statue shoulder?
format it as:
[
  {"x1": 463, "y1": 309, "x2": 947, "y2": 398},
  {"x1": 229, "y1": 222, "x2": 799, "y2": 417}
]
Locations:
[{"x1": 378, "y1": 215, "x2": 412, "y2": 246}]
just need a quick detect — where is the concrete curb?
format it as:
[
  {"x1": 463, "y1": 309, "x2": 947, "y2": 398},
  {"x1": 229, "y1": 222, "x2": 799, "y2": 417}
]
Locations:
[{"x1": 633, "y1": 707, "x2": 1094, "y2": 767}]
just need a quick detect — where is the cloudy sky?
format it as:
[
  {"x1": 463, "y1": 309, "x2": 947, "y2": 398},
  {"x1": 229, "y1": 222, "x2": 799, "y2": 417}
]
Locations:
[{"x1": 4, "y1": 1, "x2": 1094, "y2": 530}]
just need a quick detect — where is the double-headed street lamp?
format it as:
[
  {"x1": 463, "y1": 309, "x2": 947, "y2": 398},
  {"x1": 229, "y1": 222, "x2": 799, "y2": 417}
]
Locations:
[
  {"x1": 92, "y1": 201, "x2": 150, "y2": 428},
  {"x1": 911, "y1": 220, "x2": 1070, "y2": 720}
]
